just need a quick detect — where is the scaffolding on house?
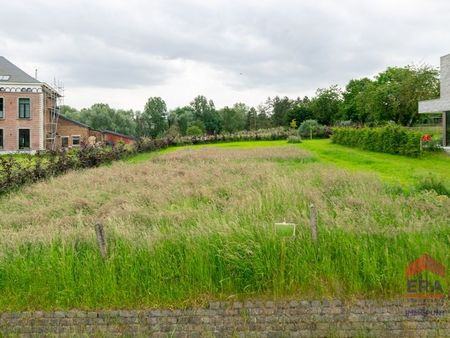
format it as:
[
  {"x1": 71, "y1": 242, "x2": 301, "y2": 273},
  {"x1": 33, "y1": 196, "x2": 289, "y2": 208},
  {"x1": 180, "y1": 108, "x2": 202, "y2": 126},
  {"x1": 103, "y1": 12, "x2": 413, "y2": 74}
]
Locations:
[{"x1": 44, "y1": 80, "x2": 64, "y2": 151}]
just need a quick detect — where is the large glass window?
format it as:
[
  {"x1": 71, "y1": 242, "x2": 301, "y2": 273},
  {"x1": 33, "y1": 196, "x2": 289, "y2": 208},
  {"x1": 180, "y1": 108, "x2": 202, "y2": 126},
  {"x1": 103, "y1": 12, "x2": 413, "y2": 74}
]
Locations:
[
  {"x1": 18, "y1": 98, "x2": 30, "y2": 118},
  {"x1": 18, "y1": 129, "x2": 30, "y2": 149},
  {"x1": 0, "y1": 98, "x2": 4, "y2": 118}
]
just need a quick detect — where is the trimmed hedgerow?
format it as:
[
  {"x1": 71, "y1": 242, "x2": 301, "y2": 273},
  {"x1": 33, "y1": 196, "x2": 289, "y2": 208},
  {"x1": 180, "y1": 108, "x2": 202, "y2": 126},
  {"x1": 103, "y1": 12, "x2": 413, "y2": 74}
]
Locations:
[{"x1": 331, "y1": 125, "x2": 422, "y2": 157}]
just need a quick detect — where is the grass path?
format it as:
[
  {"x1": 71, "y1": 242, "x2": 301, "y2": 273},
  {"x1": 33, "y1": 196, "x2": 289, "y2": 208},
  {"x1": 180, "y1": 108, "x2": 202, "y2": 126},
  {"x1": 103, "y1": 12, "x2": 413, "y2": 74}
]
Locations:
[{"x1": 297, "y1": 139, "x2": 450, "y2": 187}]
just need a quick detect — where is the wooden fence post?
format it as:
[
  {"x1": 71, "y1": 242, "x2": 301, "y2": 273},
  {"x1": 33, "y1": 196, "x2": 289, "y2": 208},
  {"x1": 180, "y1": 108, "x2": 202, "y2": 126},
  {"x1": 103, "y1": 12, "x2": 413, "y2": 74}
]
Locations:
[
  {"x1": 310, "y1": 203, "x2": 318, "y2": 242},
  {"x1": 95, "y1": 223, "x2": 108, "y2": 258}
]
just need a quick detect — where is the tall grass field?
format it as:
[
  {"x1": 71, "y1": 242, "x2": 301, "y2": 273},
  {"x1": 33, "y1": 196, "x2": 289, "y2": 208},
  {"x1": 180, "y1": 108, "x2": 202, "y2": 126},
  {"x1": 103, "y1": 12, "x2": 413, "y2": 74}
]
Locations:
[{"x1": 0, "y1": 141, "x2": 449, "y2": 310}]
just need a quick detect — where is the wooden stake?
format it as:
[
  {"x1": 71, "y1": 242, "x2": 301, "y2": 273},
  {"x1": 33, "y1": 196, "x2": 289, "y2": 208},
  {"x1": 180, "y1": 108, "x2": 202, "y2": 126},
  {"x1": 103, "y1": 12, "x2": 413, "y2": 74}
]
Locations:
[
  {"x1": 95, "y1": 223, "x2": 108, "y2": 258},
  {"x1": 310, "y1": 204, "x2": 318, "y2": 242}
]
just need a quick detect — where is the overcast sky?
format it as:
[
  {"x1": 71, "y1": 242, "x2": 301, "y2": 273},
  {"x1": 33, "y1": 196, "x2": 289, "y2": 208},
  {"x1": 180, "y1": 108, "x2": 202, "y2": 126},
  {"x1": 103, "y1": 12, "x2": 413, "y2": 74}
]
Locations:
[{"x1": 1, "y1": 0, "x2": 449, "y2": 111}]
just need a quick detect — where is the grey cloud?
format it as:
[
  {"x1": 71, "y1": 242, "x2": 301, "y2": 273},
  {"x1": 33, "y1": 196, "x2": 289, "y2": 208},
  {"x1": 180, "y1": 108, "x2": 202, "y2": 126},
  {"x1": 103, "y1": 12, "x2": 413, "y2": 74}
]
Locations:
[{"x1": 1, "y1": 0, "x2": 449, "y2": 94}]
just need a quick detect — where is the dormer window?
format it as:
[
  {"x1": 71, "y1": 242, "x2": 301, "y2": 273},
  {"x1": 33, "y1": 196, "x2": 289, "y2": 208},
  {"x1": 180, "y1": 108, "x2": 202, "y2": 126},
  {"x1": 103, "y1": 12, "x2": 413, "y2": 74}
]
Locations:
[{"x1": 0, "y1": 75, "x2": 10, "y2": 81}]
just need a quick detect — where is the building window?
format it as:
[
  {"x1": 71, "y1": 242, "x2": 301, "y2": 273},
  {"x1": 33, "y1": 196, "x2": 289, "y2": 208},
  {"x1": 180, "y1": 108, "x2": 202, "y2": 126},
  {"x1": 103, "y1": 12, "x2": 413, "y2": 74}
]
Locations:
[
  {"x1": 18, "y1": 98, "x2": 31, "y2": 118},
  {"x1": 61, "y1": 136, "x2": 69, "y2": 148},
  {"x1": 72, "y1": 136, "x2": 80, "y2": 146},
  {"x1": 18, "y1": 129, "x2": 30, "y2": 149},
  {"x1": 0, "y1": 129, "x2": 3, "y2": 149},
  {"x1": 0, "y1": 98, "x2": 3, "y2": 118}
]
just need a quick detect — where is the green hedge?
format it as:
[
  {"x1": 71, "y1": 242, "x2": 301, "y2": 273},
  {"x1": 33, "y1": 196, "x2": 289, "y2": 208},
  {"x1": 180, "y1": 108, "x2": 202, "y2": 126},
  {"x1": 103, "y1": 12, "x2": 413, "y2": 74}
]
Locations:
[{"x1": 331, "y1": 125, "x2": 422, "y2": 157}]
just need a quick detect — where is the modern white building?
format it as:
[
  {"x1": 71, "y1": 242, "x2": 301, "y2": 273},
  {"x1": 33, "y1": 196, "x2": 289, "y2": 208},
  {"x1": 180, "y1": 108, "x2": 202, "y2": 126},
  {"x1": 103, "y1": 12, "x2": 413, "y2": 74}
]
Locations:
[{"x1": 419, "y1": 53, "x2": 450, "y2": 150}]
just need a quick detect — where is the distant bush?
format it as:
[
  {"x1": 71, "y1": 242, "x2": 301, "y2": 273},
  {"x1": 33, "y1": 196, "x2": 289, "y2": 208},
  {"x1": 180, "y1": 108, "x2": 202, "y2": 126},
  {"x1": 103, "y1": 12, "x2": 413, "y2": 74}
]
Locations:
[
  {"x1": 298, "y1": 120, "x2": 331, "y2": 139},
  {"x1": 287, "y1": 136, "x2": 302, "y2": 144},
  {"x1": 331, "y1": 124, "x2": 422, "y2": 157},
  {"x1": 186, "y1": 125, "x2": 203, "y2": 136}
]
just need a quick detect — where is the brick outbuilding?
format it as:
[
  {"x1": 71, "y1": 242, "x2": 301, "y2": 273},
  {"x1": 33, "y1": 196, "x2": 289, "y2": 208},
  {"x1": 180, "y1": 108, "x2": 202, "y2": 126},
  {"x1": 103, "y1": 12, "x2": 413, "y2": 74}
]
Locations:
[{"x1": 102, "y1": 130, "x2": 136, "y2": 145}]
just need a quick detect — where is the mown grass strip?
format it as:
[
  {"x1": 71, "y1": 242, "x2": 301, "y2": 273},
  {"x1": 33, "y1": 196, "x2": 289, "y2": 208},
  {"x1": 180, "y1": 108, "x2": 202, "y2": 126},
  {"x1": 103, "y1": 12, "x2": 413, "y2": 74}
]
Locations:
[{"x1": 297, "y1": 139, "x2": 450, "y2": 188}]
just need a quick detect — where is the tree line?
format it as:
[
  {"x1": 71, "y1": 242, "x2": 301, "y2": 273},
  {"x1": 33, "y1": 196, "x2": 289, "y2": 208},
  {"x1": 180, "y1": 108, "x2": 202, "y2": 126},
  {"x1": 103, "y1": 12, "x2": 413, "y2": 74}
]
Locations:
[{"x1": 62, "y1": 64, "x2": 440, "y2": 138}]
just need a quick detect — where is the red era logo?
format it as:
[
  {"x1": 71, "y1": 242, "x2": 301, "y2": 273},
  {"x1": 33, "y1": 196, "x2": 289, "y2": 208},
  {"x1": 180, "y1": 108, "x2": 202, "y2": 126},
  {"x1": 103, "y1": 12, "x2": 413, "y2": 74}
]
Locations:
[
  {"x1": 405, "y1": 254, "x2": 447, "y2": 299},
  {"x1": 406, "y1": 254, "x2": 446, "y2": 278}
]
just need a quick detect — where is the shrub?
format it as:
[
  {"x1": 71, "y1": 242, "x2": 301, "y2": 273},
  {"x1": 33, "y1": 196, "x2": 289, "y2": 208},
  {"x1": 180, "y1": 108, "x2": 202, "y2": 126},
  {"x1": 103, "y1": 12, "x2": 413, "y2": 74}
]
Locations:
[
  {"x1": 331, "y1": 125, "x2": 422, "y2": 157},
  {"x1": 287, "y1": 136, "x2": 302, "y2": 144},
  {"x1": 186, "y1": 126, "x2": 203, "y2": 136}
]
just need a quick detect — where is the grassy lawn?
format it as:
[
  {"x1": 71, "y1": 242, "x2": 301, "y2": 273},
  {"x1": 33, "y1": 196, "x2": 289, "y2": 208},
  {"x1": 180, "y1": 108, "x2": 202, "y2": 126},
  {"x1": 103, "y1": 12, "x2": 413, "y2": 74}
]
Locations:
[
  {"x1": 0, "y1": 141, "x2": 448, "y2": 310},
  {"x1": 297, "y1": 139, "x2": 450, "y2": 188}
]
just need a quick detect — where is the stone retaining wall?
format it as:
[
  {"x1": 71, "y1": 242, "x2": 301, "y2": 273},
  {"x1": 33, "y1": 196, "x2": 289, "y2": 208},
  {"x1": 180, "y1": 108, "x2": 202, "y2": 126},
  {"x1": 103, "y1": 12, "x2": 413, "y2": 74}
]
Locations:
[{"x1": 1, "y1": 299, "x2": 449, "y2": 337}]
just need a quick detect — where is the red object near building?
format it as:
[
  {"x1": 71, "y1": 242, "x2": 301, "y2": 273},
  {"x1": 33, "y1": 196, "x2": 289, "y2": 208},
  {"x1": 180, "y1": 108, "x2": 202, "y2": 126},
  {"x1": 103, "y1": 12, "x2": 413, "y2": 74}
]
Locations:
[
  {"x1": 102, "y1": 130, "x2": 135, "y2": 145},
  {"x1": 421, "y1": 134, "x2": 432, "y2": 142}
]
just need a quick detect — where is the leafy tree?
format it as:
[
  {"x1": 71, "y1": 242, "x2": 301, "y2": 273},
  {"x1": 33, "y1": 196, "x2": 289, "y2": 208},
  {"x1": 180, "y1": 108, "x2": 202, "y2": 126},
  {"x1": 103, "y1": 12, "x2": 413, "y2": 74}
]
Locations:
[
  {"x1": 245, "y1": 107, "x2": 258, "y2": 130},
  {"x1": 287, "y1": 96, "x2": 313, "y2": 125},
  {"x1": 271, "y1": 96, "x2": 293, "y2": 127},
  {"x1": 370, "y1": 66, "x2": 439, "y2": 126},
  {"x1": 66, "y1": 104, "x2": 137, "y2": 136},
  {"x1": 220, "y1": 103, "x2": 247, "y2": 133},
  {"x1": 59, "y1": 105, "x2": 79, "y2": 120},
  {"x1": 310, "y1": 85, "x2": 343, "y2": 125},
  {"x1": 256, "y1": 101, "x2": 273, "y2": 129},
  {"x1": 190, "y1": 95, "x2": 222, "y2": 134},
  {"x1": 232, "y1": 102, "x2": 248, "y2": 129},
  {"x1": 340, "y1": 78, "x2": 373, "y2": 123},
  {"x1": 80, "y1": 104, "x2": 114, "y2": 130},
  {"x1": 111, "y1": 109, "x2": 137, "y2": 135},
  {"x1": 168, "y1": 106, "x2": 195, "y2": 136},
  {"x1": 138, "y1": 97, "x2": 168, "y2": 138}
]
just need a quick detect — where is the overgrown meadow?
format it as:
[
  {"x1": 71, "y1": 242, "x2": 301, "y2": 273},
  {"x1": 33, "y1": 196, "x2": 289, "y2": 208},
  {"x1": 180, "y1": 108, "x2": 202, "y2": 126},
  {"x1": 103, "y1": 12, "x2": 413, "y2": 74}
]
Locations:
[{"x1": 0, "y1": 145, "x2": 449, "y2": 310}]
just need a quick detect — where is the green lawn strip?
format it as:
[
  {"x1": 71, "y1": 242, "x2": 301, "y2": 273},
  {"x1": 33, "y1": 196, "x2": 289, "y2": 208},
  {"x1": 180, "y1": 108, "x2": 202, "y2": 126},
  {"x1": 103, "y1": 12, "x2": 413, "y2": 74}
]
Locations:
[{"x1": 297, "y1": 139, "x2": 450, "y2": 188}]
